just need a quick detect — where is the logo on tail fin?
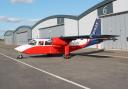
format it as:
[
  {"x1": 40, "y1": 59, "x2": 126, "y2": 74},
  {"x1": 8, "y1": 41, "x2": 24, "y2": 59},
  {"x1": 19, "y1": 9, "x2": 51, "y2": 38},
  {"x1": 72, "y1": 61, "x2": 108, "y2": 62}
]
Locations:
[{"x1": 91, "y1": 18, "x2": 101, "y2": 36}]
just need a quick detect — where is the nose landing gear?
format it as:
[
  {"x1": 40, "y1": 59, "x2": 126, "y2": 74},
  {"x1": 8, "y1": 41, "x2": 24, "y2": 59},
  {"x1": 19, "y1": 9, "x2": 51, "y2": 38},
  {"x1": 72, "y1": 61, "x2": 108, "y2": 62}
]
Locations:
[
  {"x1": 17, "y1": 52, "x2": 23, "y2": 59},
  {"x1": 17, "y1": 54, "x2": 23, "y2": 59}
]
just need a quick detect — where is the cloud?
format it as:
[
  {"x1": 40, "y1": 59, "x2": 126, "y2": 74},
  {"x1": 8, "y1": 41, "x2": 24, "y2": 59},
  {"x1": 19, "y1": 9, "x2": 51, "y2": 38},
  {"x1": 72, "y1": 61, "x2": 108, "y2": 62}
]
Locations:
[
  {"x1": 11, "y1": 0, "x2": 34, "y2": 4},
  {"x1": 0, "y1": 16, "x2": 8, "y2": 21},
  {"x1": 0, "y1": 29, "x2": 8, "y2": 32},
  {"x1": 0, "y1": 16, "x2": 22, "y2": 23},
  {"x1": 27, "y1": 19, "x2": 40, "y2": 23},
  {"x1": 0, "y1": 16, "x2": 40, "y2": 25},
  {"x1": 0, "y1": 17, "x2": 39, "y2": 39},
  {"x1": 7, "y1": 17, "x2": 22, "y2": 23}
]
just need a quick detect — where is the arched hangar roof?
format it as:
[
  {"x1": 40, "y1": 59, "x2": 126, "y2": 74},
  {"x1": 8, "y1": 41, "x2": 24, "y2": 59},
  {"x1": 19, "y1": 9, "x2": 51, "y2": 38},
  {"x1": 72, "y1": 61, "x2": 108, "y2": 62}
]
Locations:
[
  {"x1": 31, "y1": 0, "x2": 116, "y2": 29},
  {"x1": 32, "y1": 15, "x2": 78, "y2": 29},
  {"x1": 4, "y1": 30, "x2": 14, "y2": 36},
  {"x1": 14, "y1": 25, "x2": 31, "y2": 33},
  {"x1": 78, "y1": 0, "x2": 116, "y2": 19}
]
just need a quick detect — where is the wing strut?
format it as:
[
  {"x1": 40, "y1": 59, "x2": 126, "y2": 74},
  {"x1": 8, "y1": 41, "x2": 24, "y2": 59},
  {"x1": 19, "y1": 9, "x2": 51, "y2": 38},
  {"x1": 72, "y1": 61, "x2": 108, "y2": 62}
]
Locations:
[{"x1": 64, "y1": 44, "x2": 70, "y2": 59}]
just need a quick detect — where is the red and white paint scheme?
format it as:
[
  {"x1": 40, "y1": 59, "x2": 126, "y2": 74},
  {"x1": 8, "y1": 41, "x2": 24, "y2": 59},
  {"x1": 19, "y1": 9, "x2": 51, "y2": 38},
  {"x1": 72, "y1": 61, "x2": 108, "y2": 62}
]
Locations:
[
  {"x1": 15, "y1": 38, "x2": 91, "y2": 59},
  {"x1": 14, "y1": 19, "x2": 118, "y2": 59}
]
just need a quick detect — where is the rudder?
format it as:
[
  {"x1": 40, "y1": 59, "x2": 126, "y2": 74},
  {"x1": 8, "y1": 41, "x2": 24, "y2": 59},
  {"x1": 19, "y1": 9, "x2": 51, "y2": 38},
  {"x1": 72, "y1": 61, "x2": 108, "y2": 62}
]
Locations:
[{"x1": 90, "y1": 18, "x2": 101, "y2": 36}]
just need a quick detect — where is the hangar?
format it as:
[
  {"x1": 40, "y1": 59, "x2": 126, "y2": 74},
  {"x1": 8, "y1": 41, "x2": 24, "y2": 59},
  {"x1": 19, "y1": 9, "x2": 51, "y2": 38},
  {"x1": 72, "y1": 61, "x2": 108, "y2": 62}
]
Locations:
[
  {"x1": 78, "y1": 0, "x2": 128, "y2": 50},
  {"x1": 78, "y1": 0, "x2": 115, "y2": 36},
  {"x1": 32, "y1": 15, "x2": 78, "y2": 38},
  {"x1": 78, "y1": 0, "x2": 128, "y2": 35},
  {"x1": 4, "y1": 0, "x2": 128, "y2": 51},
  {"x1": 4, "y1": 30, "x2": 14, "y2": 45},
  {"x1": 101, "y1": 11, "x2": 128, "y2": 50},
  {"x1": 78, "y1": 0, "x2": 116, "y2": 48},
  {"x1": 14, "y1": 26, "x2": 32, "y2": 45},
  {"x1": 31, "y1": 0, "x2": 117, "y2": 48},
  {"x1": 31, "y1": 0, "x2": 128, "y2": 50}
]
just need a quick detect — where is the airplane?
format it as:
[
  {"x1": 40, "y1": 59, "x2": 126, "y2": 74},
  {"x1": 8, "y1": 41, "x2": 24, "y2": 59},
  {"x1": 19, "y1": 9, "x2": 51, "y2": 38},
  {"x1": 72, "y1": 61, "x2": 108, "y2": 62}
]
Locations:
[{"x1": 15, "y1": 18, "x2": 118, "y2": 59}]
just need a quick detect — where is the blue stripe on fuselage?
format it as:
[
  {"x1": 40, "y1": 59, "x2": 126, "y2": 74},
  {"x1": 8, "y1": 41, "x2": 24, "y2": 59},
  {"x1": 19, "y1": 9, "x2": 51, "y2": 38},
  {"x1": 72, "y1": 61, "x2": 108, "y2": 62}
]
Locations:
[{"x1": 86, "y1": 39, "x2": 103, "y2": 47}]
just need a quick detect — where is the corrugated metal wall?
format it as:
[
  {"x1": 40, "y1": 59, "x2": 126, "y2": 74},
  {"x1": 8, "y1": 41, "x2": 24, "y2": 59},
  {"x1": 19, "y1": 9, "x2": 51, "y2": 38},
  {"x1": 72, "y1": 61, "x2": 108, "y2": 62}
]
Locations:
[
  {"x1": 15, "y1": 32, "x2": 28, "y2": 45},
  {"x1": 14, "y1": 27, "x2": 31, "y2": 45},
  {"x1": 101, "y1": 12, "x2": 128, "y2": 50},
  {"x1": 4, "y1": 35, "x2": 13, "y2": 45},
  {"x1": 39, "y1": 25, "x2": 64, "y2": 38},
  {"x1": 64, "y1": 19, "x2": 78, "y2": 36},
  {"x1": 4, "y1": 31, "x2": 14, "y2": 45}
]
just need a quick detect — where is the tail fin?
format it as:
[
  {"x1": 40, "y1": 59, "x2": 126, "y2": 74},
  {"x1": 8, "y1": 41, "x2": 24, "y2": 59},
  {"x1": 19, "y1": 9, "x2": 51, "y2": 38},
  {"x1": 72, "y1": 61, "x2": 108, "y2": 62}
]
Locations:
[{"x1": 90, "y1": 18, "x2": 101, "y2": 36}]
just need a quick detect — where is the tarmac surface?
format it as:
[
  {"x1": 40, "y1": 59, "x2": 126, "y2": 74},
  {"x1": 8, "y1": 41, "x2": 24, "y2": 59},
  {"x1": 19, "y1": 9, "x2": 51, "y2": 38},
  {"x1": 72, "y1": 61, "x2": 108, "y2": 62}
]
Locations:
[{"x1": 0, "y1": 41, "x2": 128, "y2": 89}]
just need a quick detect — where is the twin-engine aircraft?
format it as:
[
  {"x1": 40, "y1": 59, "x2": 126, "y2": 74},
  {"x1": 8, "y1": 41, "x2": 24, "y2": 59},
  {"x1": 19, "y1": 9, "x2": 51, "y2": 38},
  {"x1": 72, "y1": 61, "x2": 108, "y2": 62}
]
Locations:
[{"x1": 15, "y1": 19, "x2": 118, "y2": 59}]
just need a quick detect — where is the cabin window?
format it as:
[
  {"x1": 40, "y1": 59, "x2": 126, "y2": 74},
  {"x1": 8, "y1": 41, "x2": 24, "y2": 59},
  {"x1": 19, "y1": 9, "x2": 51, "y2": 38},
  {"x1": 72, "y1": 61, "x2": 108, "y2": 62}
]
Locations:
[
  {"x1": 28, "y1": 40, "x2": 36, "y2": 45},
  {"x1": 38, "y1": 41, "x2": 44, "y2": 45},
  {"x1": 45, "y1": 40, "x2": 52, "y2": 45}
]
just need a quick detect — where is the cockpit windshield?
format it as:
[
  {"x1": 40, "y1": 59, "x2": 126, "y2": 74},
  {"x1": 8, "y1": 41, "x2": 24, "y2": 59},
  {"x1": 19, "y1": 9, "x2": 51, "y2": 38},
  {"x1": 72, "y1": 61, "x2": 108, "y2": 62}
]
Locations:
[{"x1": 28, "y1": 40, "x2": 37, "y2": 45}]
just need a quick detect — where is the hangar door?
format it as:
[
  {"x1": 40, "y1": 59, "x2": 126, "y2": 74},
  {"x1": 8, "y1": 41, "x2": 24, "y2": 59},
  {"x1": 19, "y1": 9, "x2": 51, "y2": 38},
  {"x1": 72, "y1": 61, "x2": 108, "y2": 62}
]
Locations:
[
  {"x1": 5, "y1": 35, "x2": 13, "y2": 45},
  {"x1": 101, "y1": 12, "x2": 128, "y2": 50},
  {"x1": 39, "y1": 25, "x2": 64, "y2": 38},
  {"x1": 16, "y1": 32, "x2": 28, "y2": 45}
]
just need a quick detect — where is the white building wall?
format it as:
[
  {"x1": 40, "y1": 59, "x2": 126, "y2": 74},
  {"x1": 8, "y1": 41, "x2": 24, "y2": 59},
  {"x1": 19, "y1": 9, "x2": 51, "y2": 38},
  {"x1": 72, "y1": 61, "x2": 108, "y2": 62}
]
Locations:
[
  {"x1": 101, "y1": 12, "x2": 128, "y2": 51},
  {"x1": 79, "y1": 10, "x2": 98, "y2": 35},
  {"x1": 32, "y1": 18, "x2": 57, "y2": 38},
  {"x1": 64, "y1": 19, "x2": 78, "y2": 36},
  {"x1": 113, "y1": 0, "x2": 128, "y2": 13},
  {"x1": 79, "y1": 10, "x2": 98, "y2": 48}
]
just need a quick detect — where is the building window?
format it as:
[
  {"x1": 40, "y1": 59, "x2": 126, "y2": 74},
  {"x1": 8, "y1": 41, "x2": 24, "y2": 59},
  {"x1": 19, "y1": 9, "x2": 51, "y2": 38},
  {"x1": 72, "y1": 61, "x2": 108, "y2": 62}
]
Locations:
[
  {"x1": 97, "y1": 3, "x2": 113, "y2": 16},
  {"x1": 57, "y1": 18, "x2": 64, "y2": 25}
]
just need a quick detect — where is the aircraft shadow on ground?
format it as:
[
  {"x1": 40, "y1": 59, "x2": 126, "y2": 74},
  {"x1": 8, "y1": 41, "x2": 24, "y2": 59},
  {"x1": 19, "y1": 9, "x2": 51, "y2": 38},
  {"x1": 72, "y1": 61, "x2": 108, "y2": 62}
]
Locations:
[
  {"x1": 29, "y1": 54, "x2": 63, "y2": 58},
  {"x1": 71, "y1": 49, "x2": 111, "y2": 58}
]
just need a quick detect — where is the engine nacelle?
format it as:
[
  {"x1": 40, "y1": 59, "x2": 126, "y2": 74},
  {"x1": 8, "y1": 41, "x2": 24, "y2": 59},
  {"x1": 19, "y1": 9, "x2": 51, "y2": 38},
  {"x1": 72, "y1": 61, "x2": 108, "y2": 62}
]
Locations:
[{"x1": 52, "y1": 37, "x2": 68, "y2": 46}]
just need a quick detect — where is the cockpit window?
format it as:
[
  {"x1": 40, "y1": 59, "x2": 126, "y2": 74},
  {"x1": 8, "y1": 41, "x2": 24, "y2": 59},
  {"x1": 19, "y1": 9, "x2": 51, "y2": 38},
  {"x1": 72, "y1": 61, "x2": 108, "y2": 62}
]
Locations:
[
  {"x1": 28, "y1": 40, "x2": 36, "y2": 45},
  {"x1": 38, "y1": 41, "x2": 44, "y2": 45},
  {"x1": 45, "y1": 40, "x2": 52, "y2": 45}
]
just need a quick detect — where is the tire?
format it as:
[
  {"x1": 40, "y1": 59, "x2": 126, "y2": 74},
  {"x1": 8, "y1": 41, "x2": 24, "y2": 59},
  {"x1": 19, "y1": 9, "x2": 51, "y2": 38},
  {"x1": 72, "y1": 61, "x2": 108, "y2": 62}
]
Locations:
[
  {"x1": 17, "y1": 55, "x2": 23, "y2": 59},
  {"x1": 63, "y1": 54, "x2": 71, "y2": 59}
]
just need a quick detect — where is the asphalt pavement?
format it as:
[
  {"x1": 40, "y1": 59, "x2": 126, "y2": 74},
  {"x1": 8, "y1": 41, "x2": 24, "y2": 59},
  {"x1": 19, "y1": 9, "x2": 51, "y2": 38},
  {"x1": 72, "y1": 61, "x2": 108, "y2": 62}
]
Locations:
[{"x1": 0, "y1": 41, "x2": 128, "y2": 89}]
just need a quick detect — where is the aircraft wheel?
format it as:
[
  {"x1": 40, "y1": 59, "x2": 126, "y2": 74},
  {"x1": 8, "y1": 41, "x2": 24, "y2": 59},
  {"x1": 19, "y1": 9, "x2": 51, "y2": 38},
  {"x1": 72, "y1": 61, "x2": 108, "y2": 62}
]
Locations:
[
  {"x1": 17, "y1": 55, "x2": 23, "y2": 59},
  {"x1": 63, "y1": 55, "x2": 71, "y2": 59}
]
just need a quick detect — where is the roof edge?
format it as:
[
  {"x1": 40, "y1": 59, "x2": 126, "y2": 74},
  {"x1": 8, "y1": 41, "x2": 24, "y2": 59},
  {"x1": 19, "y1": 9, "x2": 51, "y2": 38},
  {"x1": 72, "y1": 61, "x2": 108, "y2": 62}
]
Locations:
[
  {"x1": 4, "y1": 30, "x2": 14, "y2": 36},
  {"x1": 32, "y1": 15, "x2": 78, "y2": 30},
  {"x1": 14, "y1": 25, "x2": 32, "y2": 33},
  {"x1": 100, "y1": 10, "x2": 128, "y2": 18},
  {"x1": 78, "y1": 0, "x2": 116, "y2": 19}
]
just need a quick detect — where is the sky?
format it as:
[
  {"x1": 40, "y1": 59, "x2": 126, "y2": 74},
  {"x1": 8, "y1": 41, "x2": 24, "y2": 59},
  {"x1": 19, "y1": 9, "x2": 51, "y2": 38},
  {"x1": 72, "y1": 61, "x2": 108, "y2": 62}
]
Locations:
[{"x1": 0, "y1": 0, "x2": 103, "y2": 39}]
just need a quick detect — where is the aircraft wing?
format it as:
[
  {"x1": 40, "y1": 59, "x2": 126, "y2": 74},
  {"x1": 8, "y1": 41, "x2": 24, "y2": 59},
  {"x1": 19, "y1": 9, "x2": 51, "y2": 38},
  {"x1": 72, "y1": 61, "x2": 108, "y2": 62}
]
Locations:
[{"x1": 60, "y1": 35, "x2": 119, "y2": 40}]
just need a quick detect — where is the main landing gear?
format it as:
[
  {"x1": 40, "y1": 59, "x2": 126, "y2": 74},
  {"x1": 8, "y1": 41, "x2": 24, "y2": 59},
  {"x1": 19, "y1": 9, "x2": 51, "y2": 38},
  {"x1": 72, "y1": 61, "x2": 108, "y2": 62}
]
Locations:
[
  {"x1": 17, "y1": 52, "x2": 23, "y2": 59},
  {"x1": 63, "y1": 54, "x2": 71, "y2": 59},
  {"x1": 63, "y1": 45, "x2": 71, "y2": 59}
]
